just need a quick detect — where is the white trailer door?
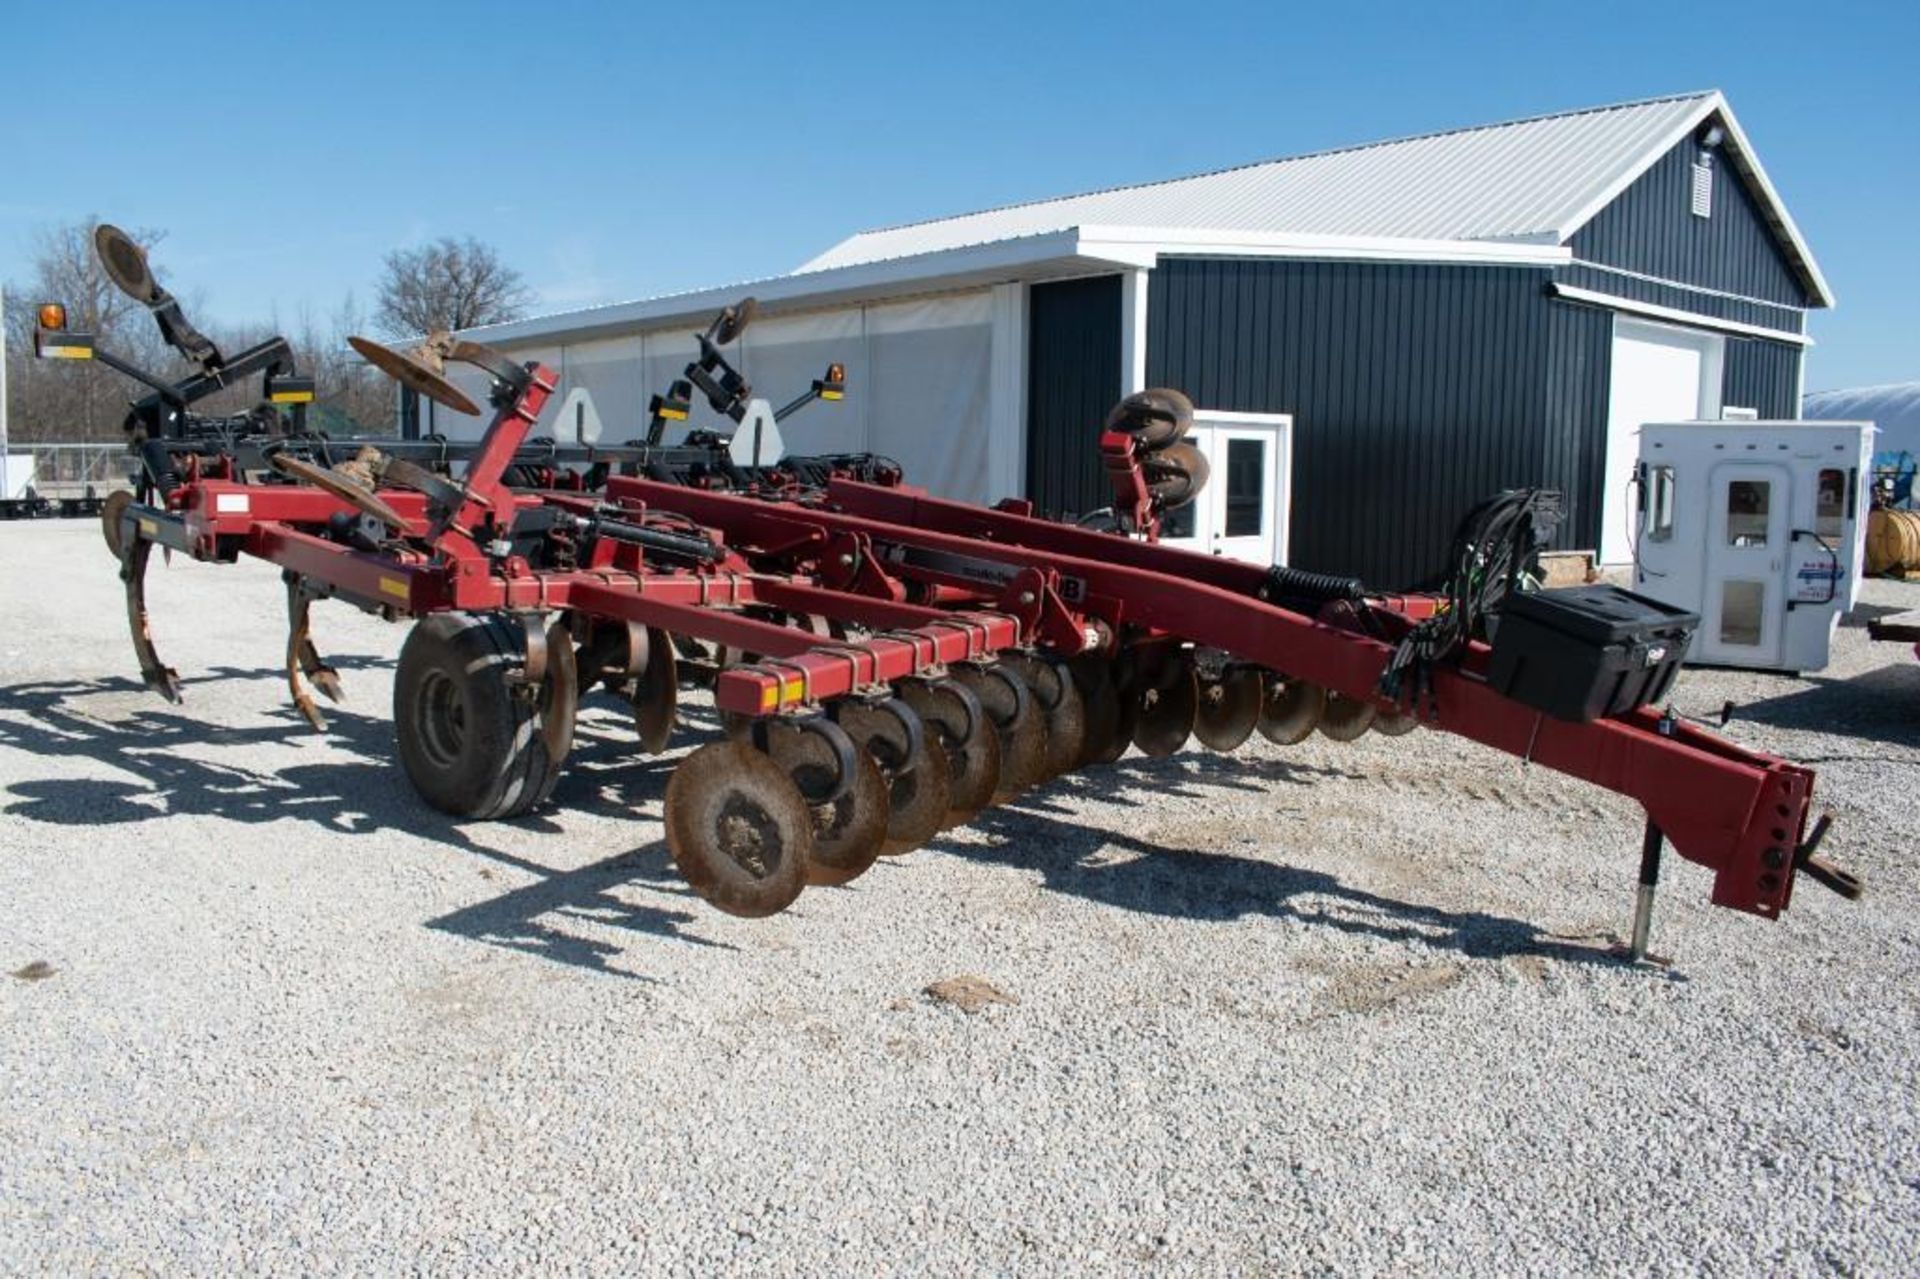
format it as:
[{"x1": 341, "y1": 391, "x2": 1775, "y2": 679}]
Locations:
[
  {"x1": 1603, "y1": 319, "x2": 1723, "y2": 565},
  {"x1": 1701, "y1": 462, "x2": 1789, "y2": 666}
]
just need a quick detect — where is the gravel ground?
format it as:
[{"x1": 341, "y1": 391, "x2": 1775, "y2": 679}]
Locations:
[{"x1": 2, "y1": 519, "x2": 1917, "y2": 1274}]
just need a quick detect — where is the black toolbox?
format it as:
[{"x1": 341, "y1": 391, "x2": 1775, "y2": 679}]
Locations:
[{"x1": 1486, "y1": 586, "x2": 1697, "y2": 722}]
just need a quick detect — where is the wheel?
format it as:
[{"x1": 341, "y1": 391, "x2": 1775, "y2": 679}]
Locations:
[
  {"x1": 394, "y1": 611, "x2": 566, "y2": 819},
  {"x1": 838, "y1": 700, "x2": 951, "y2": 855},
  {"x1": 1257, "y1": 674, "x2": 1324, "y2": 746},
  {"x1": 897, "y1": 677, "x2": 1001, "y2": 826},
  {"x1": 1194, "y1": 666, "x2": 1262, "y2": 751},
  {"x1": 767, "y1": 720, "x2": 890, "y2": 887},
  {"x1": 664, "y1": 740, "x2": 812, "y2": 916},
  {"x1": 1104, "y1": 387, "x2": 1194, "y2": 449}
]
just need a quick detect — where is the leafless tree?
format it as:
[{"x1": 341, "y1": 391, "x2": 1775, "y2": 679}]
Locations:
[
  {"x1": 4, "y1": 218, "x2": 172, "y2": 443},
  {"x1": 374, "y1": 236, "x2": 532, "y2": 338},
  {"x1": 4, "y1": 218, "x2": 404, "y2": 447}
]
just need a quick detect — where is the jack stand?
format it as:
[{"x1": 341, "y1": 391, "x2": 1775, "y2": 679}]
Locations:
[{"x1": 1623, "y1": 819, "x2": 1667, "y2": 966}]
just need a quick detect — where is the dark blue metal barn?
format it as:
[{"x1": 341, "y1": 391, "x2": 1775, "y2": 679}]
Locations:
[{"x1": 466, "y1": 91, "x2": 1831, "y2": 588}]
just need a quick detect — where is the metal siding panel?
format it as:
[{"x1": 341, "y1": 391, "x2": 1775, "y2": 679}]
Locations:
[
  {"x1": 1722, "y1": 337, "x2": 1800, "y2": 417},
  {"x1": 1571, "y1": 137, "x2": 1809, "y2": 306},
  {"x1": 1148, "y1": 256, "x2": 1565, "y2": 587},
  {"x1": 1553, "y1": 262, "x2": 1804, "y2": 332},
  {"x1": 1025, "y1": 274, "x2": 1122, "y2": 516}
]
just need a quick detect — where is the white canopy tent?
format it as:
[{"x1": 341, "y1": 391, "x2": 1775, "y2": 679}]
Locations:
[{"x1": 1803, "y1": 382, "x2": 1920, "y2": 460}]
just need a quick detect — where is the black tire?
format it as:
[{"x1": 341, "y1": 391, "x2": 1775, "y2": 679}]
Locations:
[{"x1": 394, "y1": 611, "x2": 565, "y2": 819}]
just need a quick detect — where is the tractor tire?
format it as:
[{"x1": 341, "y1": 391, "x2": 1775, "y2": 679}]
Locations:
[{"x1": 394, "y1": 611, "x2": 565, "y2": 820}]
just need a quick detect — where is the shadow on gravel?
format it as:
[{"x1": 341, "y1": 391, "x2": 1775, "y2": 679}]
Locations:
[
  {"x1": 912, "y1": 751, "x2": 1625, "y2": 970},
  {"x1": 1840, "y1": 601, "x2": 1915, "y2": 629},
  {"x1": 1716, "y1": 661, "x2": 1920, "y2": 752},
  {"x1": 0, "y1": 672, "x2": 1621, "y2": 977},
  {"x1": 0, "y1": 672, "x2": 722, "y2": 976}
]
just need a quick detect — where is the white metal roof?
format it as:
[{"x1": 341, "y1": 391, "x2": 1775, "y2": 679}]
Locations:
[{"x1": 800, "y1": 91, "x2": 1832, "y2": 306}]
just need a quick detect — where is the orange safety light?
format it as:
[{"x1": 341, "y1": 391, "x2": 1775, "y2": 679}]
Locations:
[{"x1": 37, "y1": 302, "x2": 67, "y2": 331}]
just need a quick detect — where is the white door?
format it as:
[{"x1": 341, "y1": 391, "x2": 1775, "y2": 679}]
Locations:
[
  {"x1": 1700, "y1": 462, "x2": 1788, "y2": 667},
  {"x1": 1158, "y1": 412, "x2": 1291, "y2": 565},
  {"x1": 1602, "y1": 319, "x2": 1723, "y2": 565}
]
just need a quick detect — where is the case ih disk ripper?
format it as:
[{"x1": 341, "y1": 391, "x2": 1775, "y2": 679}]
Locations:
[{"x1": 39, "y1": 226, "x2": 1859, "y2": 958}]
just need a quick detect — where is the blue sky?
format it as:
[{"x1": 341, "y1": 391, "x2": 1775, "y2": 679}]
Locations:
[{"x1": 3, "y1": 0, "x2": 1912, "y2": 390}]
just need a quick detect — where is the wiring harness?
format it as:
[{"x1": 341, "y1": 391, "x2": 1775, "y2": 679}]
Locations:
[{"x1": 1379, "y1": 488, "x2": 1563, "y2": 713}]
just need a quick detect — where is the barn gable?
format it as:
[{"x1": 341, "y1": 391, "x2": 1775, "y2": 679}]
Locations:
[{"x1": 1569, "y1": 132, "x2": 1818, "y2": 308}]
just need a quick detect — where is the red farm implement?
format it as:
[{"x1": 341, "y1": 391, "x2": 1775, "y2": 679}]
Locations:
[{"x1": 35, "y1": 225, "x2": 1860, "y2": 956}]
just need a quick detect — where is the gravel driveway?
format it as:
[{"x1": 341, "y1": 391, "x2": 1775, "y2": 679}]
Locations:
[{"x1": 2, "y1": 519, "x2": 1917, "y2": 1273}]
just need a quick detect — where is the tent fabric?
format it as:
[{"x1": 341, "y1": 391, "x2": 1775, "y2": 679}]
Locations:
[
  {"x1": 433, "y1": 289, "x2": 1002, "y2": 505},
  {"x1": 1803, "y1": 381, "x2": 1920, "y2": 459}
]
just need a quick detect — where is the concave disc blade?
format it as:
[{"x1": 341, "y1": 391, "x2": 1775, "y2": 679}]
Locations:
[
  {"x1": 1373, "y1": 708, "x2": 1421, "y2": 736},
  {"x1": 664, "y1": 740, "x2": 813, "y2": 917},
  {"x1": 349, "y1": 335, "x2": 481, "y2": 416},
  {"x1": 269, "y1": 452, "x2": 411, "y2": 530},
  {"x1": 1002, "y1": 653, "x2": 1084, "y2": 780},
  {"x1": 1143, "y1": 441, "x2": 1210, "y2": 509},
  {"x1": 1257, "y1": 675, "x2": 1324, "y2": 746},
  {"x1": 898, "y1": 678, "x2": 1000, "y2": 826},
  {"x1": 631, "y1": 629, "x2": 678, "y2": 754},
  {"x1": 1193, "y1": 666, "x2": 1262, "y2": 751},
  {"x1": 1069, "y1": 654, "x2": 1124, "y2": 766},
  {"x1": 101, "y1": 489, "x2": 133, "y2": 559},
  {"x1": 1104, "y1": 387, "x2": 1194, "y2": 449},
  {"x1": 951, "y1": 664, "x2": 1047, "y2": 801},
  {"x1": 95, "y1": 224, "x2": 159, "y2": 303},
  {"x1": 1132, "y1": 658, "x2": 1198, "y2": 758},
  {"x1": 1318, "y1": 689, "x2": 1379, "y2": 742},
  {"x1": 838, "y1": 700, "x2": 951, "y2": 856},
  {"x1": 768, "y1": 722, "x2": 890, "y2": 886}
]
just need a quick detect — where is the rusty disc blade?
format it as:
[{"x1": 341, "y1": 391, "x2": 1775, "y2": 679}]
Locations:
[
  {"x1": 1002, "y1": 653, "x2": 1085, "y2": 779},
  {"x1": 714, "y1": 297, "x2": 759, "y2": 345},
  {"x1": 1194, "y1": 666, "x2": 1263, "y2": 752},
  {"x1": 540, "y1": 620, "x2": 578, "y2": 763},
  {"x1": 664, "y1": 740, "x2": 812, "y2": 917},
  {"x1": 951, "y1": 664, "x2": 1048, "y2": 801},
  {"x1": 270, "y1": 452, "x2": 410, "y2": 530},
  {"x1": 1132, "y1": 659, "x2": 1198, "y2": 758},
  {"x1": 100, "y1": 489, "x2": 133, "y2": 560},
  {"x1": 1257, "y1": 675, "x2": 1324, "y2": 746},
  {"x1": 1373, "y1": 707, "x2": 1421, "y2": 736},
  {"x1": 349, "y1": 335, "x2": 481, "y2": 416},
  {"x1": 95, "y1": 224, "x2": 159, "y2": 303},
  {"x1": 1068, "y1": 654, "x2": 1124, "y2": 766},
  {"x1": 1318, "y1": 689, "x2": 1379, "y2": 742},
  {"x1": 1104, "y1": 387, "x2": 1194, "y2": 449},
  {"x1": 1143, "y1": 441, "x2": 1210, "y2": 510},
  {"x1": 897, "y1": 678, "x2": 1000, "y2": 826},
  {"x1": 838, "y1": 700, "x2": 951, "y2": 855},
  {"x1": 631, "y1": 628, "x2": 677, "y2": 754},
  {"x1": 768, "y1": 722, "x2": 890, "y2": 886}
]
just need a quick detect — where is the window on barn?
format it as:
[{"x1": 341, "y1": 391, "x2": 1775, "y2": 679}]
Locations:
[{"x1": 1691, "y1": 159, "x2": 1713, "y2": 219}]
